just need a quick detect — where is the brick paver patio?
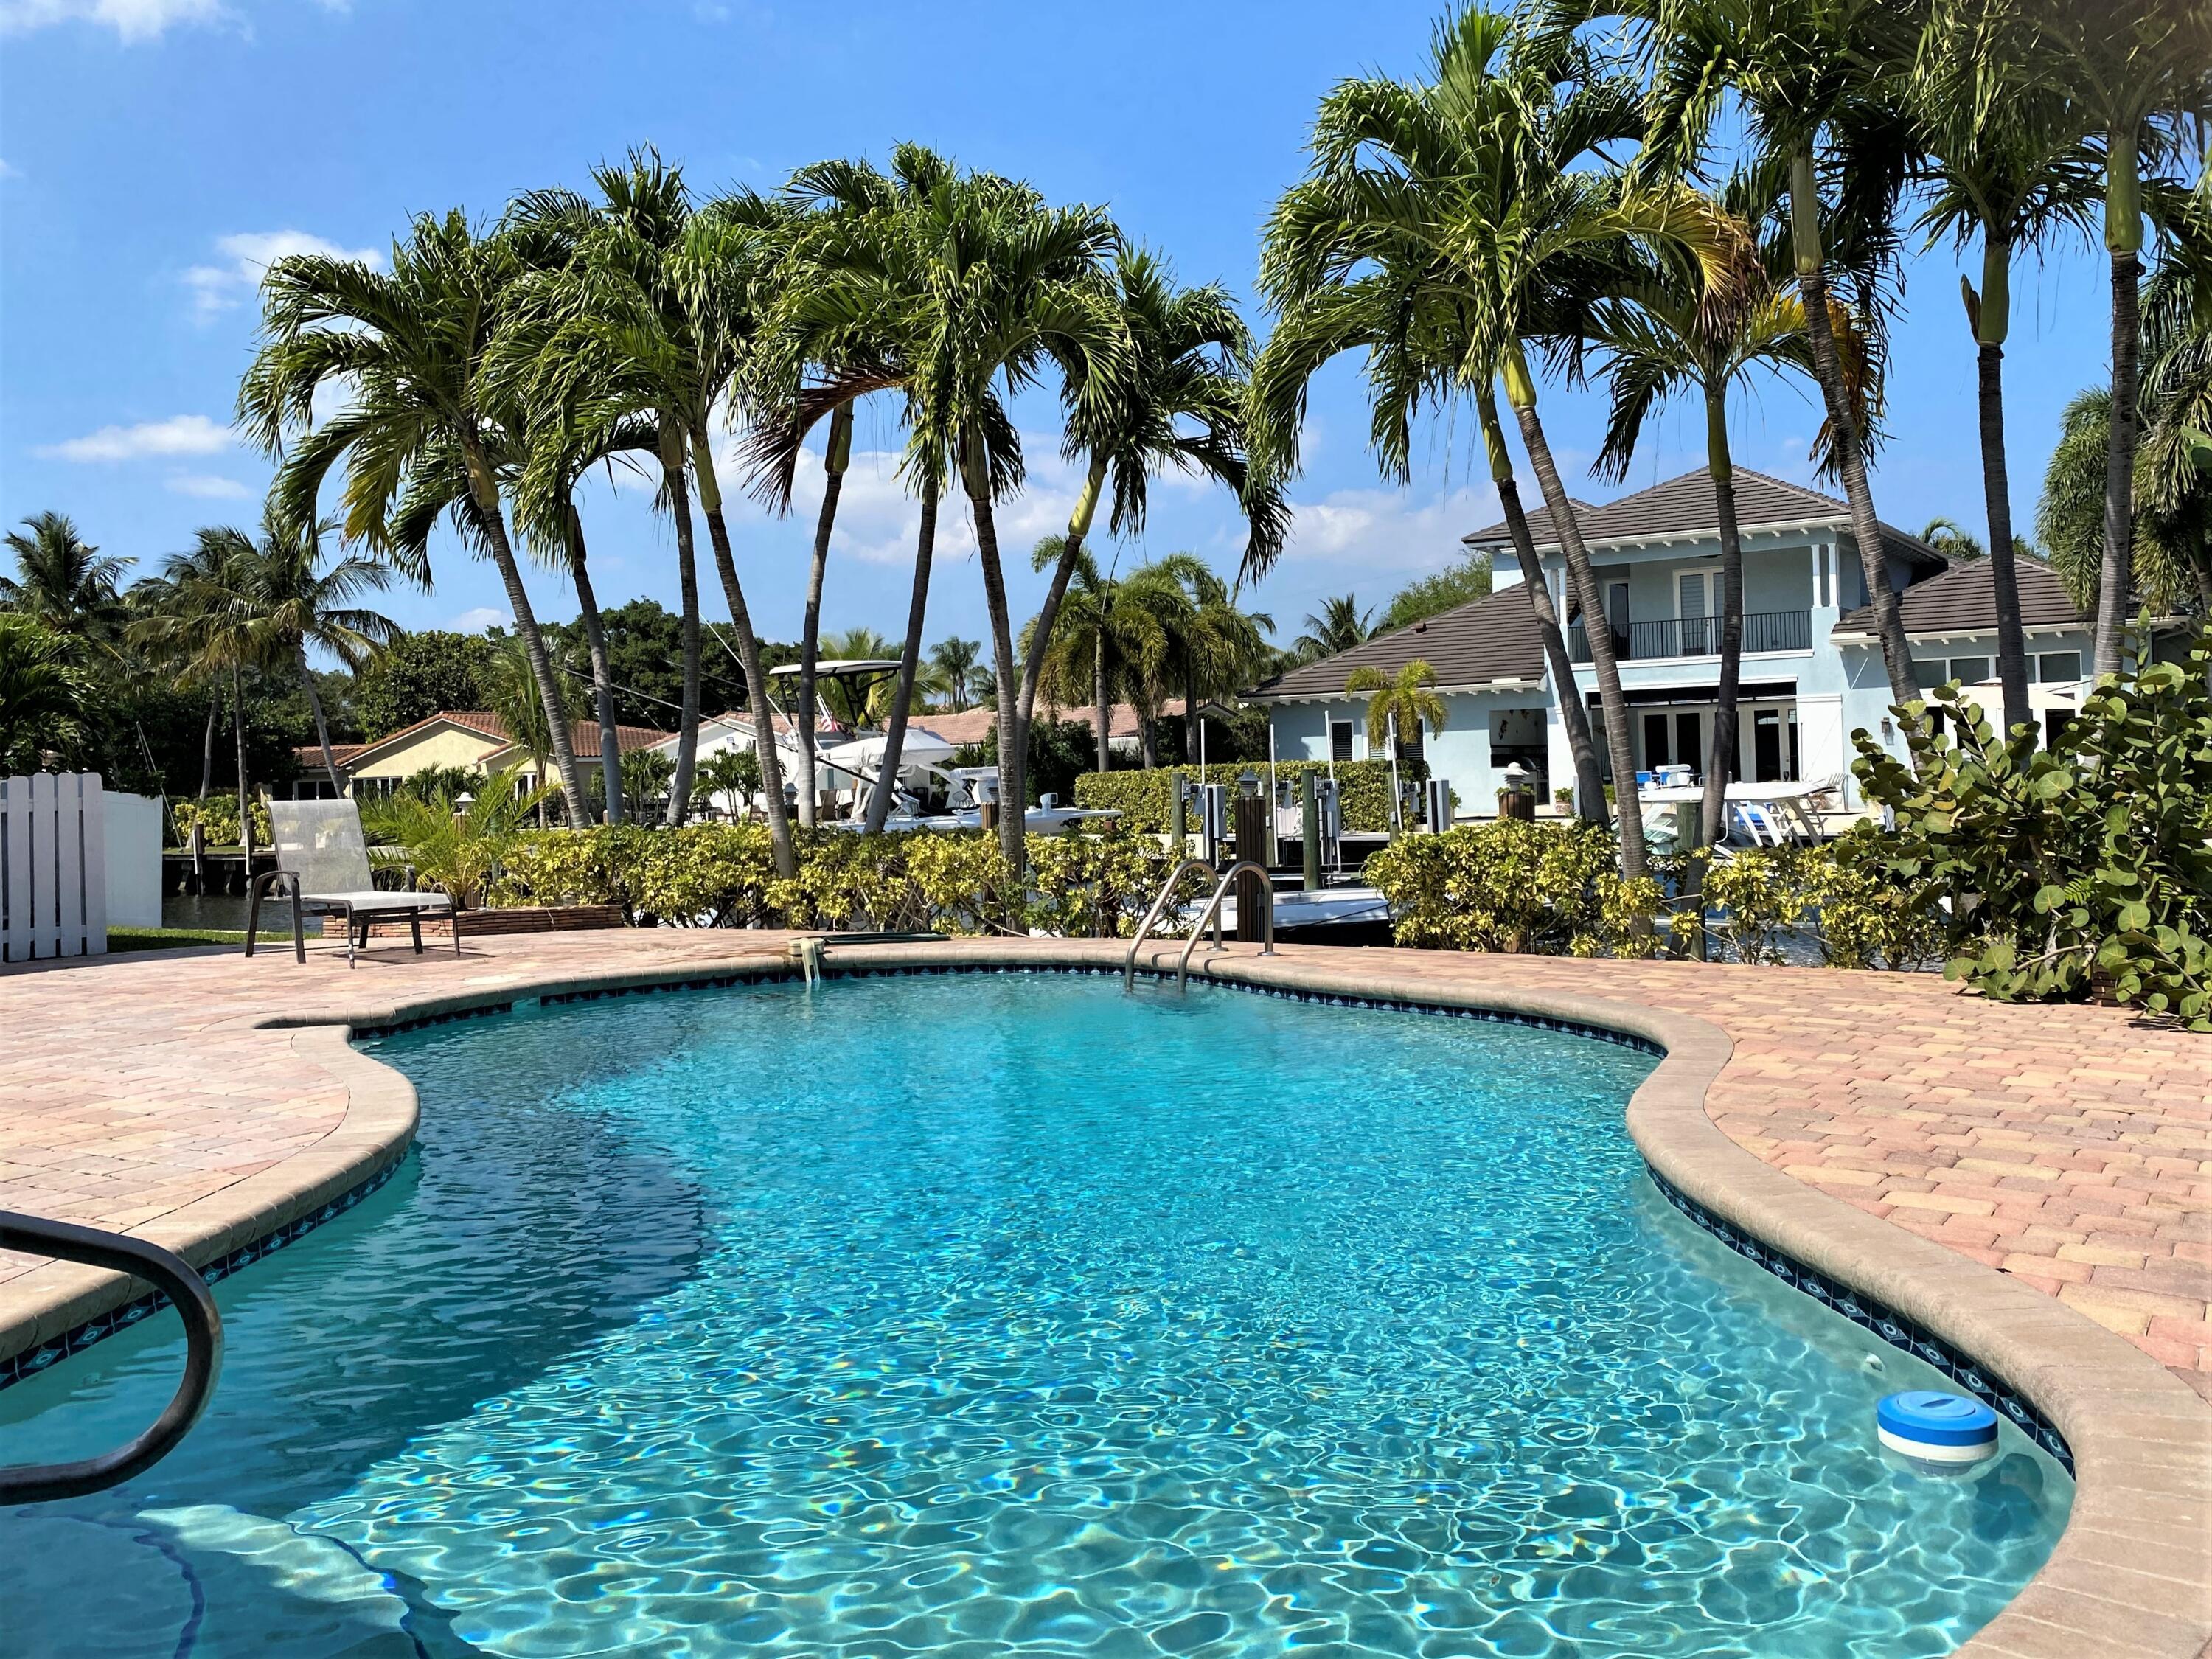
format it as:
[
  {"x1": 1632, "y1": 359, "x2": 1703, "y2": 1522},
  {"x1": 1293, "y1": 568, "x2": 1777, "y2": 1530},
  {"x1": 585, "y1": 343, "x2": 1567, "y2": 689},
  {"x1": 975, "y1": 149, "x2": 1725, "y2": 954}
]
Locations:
[{"x1": 4, "y1": 932, "x2": 2205, "y2": 1387}]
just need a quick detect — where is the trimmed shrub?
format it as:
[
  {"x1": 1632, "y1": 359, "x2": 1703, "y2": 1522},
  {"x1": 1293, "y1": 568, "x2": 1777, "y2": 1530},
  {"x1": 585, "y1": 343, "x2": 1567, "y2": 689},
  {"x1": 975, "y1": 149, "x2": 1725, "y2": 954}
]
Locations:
[
  {"x1": 1696, "y1": 844, "x2": 1943, "y2": 970},
  {"x1": 490, "y1": 821, "x2": 1173, "y2": 939},
  {"x1": 1073, "y1": 758, "x2": 1416, "y2": 834},
  {"x1": 1366, "y1": 819, "x2": 1663, "y2": 956}
]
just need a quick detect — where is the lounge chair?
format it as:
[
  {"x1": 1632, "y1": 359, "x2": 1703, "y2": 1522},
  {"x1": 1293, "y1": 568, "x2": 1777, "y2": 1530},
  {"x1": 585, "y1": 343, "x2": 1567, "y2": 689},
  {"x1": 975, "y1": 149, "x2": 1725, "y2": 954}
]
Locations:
[{"x1": 246, "y1": 799, "x2": 457, "y2": 967}]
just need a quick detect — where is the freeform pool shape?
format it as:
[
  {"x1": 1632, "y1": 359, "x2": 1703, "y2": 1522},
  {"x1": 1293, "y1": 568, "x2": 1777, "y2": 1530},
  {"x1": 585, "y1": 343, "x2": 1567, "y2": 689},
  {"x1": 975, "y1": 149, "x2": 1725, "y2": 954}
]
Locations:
[{"x1": 1, "y1": 971, "x2": 2070, "y2": 1658}]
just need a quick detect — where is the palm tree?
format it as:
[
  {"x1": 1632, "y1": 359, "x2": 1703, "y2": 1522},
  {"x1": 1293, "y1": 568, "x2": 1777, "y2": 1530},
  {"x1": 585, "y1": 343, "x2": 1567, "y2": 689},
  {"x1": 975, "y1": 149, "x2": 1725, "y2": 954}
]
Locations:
[
  {"x1": 1293, "y1": 596, "x2": 1374, "y2": 664},
  {"x1": 1025, "y1": 536, "x2": 1168, "y2": 772},
  {"x1": 240, "y1": 210, "x2": 591, "y2": 824},
  {"x1": 1346, "y1": 660, "x2": 1447, "y2": 831},
  {"x1": 485, "y1": 631, "x2": 587, "y2": 824},
  {"x1": 502, "y1": 154, "x2": 769, "y2": 832},
  {"x1": 1014, "y1": 248, "x2": 1285, "y2": 799},
  {"x1": 1127, "y1": 554, "x2": 1273, "y2": 762},
  {"x1": 928, "y1": 636, "x2": 985, "y2": 710},
  {"x1": 0, "y1": 614, "x2": 97, "y2": 774},
  {"x1": 1576, "y1": 226, "x2": 1829, "y2": 858},
  {"x1": 1644, "y1": 0, "x2": 1924, "y2": 711},
  {"x1": 0, "y1": 513, "x2": 131, "y2": 638},
  {"x1": 1910, "y1": 0, "x2": 2102, "y2": 730},
  {"x1": 134, "y1": 529, "x2": 262, "y2": 862},
  {"x1": 1261, "y1": 8, "x2": 1733, "y2": 883},
  {"x1": 1918, "y1": 516, "x2": 1986, "y2": 560},
  {"x1": 815, "y1": 626, "x2": 911, "y2": 726},
  {"x1": 1999, "y1": 0, "x2": 2211, "y2": 675}
]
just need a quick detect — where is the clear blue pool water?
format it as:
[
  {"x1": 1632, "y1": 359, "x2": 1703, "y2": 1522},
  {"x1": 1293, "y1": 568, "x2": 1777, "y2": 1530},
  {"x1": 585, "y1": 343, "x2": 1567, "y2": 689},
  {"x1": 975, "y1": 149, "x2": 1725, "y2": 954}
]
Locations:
[{"x1": 2, "y1": 971, "x2": 2069, "y2": 1658}]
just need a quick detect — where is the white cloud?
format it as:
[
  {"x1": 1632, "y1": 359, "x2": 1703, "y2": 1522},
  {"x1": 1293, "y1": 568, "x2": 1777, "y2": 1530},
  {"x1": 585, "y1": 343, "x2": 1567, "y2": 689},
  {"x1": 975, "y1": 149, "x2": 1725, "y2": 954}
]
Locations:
[
  {"x1": 448, "y1": 606, "x2": 509, "y2": 633},
  {"x1": 1276, "y1": 481, "x2": 1500, "y2": 574},
  {"x1": 165, "y1": 471, "x2": 252, "y2": 498},
  {"x1": 0, "y1": 159, "x2": 18, "y2": 179},
  {"x1": 184, "y1": 229, "x2": 382, "y2": 319},
  {"x1": 0, "y1": 0, "x2": 226, "y2": 42},
  {"x1": 38, "y1": 413, "x2": 234, "y2": 462},
  {"x1": 719, "y1": 430, "x2": 1088, "y2": 570}
]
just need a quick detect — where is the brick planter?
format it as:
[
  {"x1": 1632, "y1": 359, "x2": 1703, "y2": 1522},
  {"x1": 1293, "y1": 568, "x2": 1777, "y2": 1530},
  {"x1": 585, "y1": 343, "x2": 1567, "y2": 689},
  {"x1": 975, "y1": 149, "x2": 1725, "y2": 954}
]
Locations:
[{"x1": 364, "y1": 904, "x2": 626, "y2": 939}]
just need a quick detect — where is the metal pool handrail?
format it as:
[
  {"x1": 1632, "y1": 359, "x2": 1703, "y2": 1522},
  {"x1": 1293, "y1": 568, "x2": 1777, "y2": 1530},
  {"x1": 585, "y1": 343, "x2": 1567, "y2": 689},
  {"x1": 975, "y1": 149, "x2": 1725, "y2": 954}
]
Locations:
[
  {"x1": 1123, "y1": 857, "x2": 1221, "y2": 988},
  {"x1": 1177, "y1": 861, "x2": 1275, "y2": 990},
  {"x1": 0, "y1": 1211, "x2": 223, "y2": 1503}
]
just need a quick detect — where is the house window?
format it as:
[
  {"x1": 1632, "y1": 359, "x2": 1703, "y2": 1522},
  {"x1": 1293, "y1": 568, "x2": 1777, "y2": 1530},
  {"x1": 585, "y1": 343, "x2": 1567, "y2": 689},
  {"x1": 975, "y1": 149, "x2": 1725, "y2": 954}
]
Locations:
[
  {"x1": 1329, "y1": 720, "x2": 1354, "y2": 763},
  {"x1": 2037, "y1": 650, "x2": 2082, "y2": 684},
  {"x1": 1913, "y1": 659, "x2": 1950, "y2": 690},
  {"x1": 2044, "y1": 709, "x2": 2073, "y2": 748},
  {"x1": 1950, "y1": 656, "x2": 1992, "y2": 684},
  {"x1": 1642, "y1": 712, "x2": 1670, "y2": 768},
  {"x1": 1676, "y1": 569, "x2": 1718, "y2": 655},
  {"x1": 1816, "y1": 544, "x2": 1832, "y2": 608}
]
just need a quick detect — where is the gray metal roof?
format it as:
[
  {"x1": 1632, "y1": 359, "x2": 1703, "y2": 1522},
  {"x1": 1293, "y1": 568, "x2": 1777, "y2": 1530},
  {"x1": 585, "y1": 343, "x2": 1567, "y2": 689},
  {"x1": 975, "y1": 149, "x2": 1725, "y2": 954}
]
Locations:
[
  {"x1": 1835, "y1": 553, "x2": 2087, "y2": 637},
  {"x1": 1250, "y1": 582, "x2": 1547, "y2": 698},
  {"x1": 1463, "y1": 467, "x2": 1947, "y2": 572}
]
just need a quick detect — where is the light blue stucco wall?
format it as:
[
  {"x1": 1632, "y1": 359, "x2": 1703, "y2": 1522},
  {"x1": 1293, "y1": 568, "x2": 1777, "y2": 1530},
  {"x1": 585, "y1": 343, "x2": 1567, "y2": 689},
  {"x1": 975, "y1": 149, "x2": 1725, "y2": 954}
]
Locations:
[{"x1": 1258, "y1": 527, "x2": 2070, "y2": 818}]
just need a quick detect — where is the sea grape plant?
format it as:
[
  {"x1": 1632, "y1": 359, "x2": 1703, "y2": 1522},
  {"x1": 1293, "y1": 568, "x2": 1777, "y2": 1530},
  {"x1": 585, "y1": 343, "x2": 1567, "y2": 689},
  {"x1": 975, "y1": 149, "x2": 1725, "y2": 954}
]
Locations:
[{"x1": 1848, "y1": 625, "x2": 2212, "y2": 1027}]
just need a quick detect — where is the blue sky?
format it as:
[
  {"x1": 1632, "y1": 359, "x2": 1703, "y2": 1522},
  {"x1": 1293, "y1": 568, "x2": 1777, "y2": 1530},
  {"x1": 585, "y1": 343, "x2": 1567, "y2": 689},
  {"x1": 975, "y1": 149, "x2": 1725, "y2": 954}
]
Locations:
[{"x1": 0, "y1": 0, "x2": 2120, "y2": 661}]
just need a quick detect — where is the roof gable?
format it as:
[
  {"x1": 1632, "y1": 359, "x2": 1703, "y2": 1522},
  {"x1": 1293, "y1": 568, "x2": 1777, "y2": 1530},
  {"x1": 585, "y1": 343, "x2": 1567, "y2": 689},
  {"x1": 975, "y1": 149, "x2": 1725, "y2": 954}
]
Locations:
[
  {"x1": 341, "y1": 710, "x2": 512, "y2": 772},
  {"x1": 1251, "y1": 583, "x2": 1546, "y2": 698},
  {"x1": 1464, "y1": 467, "x2": 1947, "y2": 571}
]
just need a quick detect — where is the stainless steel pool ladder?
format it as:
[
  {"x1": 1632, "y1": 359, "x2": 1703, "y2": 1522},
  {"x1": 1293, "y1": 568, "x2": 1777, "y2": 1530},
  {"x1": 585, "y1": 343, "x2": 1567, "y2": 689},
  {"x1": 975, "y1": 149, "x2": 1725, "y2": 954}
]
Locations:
[
  {"x1": 0, "y1": 1211, "x2": 223, "y2": 1503},
  {"x1": 1124, "y1": 858, "x2": 1275, "y2": 990}
]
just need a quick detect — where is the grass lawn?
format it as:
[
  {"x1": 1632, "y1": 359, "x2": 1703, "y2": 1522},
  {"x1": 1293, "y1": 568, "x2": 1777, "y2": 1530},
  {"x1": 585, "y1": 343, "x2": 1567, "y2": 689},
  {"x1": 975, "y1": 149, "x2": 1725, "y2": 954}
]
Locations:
[{"x1": 108, "y1": 925, "x2": 299, "y2": 951}]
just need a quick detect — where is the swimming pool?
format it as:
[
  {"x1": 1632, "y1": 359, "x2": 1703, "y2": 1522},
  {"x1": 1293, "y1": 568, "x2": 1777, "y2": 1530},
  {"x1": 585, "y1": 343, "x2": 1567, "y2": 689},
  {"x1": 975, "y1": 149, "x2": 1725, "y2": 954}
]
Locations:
[{"x1": 2, "y1": 970, "x2": 2069, "y2": 1656}]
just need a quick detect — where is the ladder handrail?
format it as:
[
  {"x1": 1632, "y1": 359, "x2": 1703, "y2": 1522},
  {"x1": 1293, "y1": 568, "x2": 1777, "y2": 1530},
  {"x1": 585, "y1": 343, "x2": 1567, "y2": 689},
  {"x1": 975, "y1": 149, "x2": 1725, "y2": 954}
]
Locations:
[
  {"x1": 1122, "y1": 857, "x2": 1221, "y2": 987},
  {"x1": 1178, "y1": 860, "x2": 1275, "y2": 990},
  {"x1": 0, "y1": 1211, "x2": 223, "y2": 1503}
]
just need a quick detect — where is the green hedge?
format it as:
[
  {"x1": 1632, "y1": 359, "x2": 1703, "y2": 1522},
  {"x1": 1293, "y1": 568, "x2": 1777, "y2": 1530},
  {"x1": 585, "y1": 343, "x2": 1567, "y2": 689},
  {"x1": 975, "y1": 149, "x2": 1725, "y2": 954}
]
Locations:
[
  {"x1": 490, "y1": 821, "x2": 1175, "y2": 938},
  {"x1": 1072, "y1": 757, "x2": 1418, "y2": 835},
  {"x1": 1366, "y1": 818, "x2": 1663, "y2": 956},
  {"x1": 170, "y1": 793, "x2": 271, "y2": 849}
]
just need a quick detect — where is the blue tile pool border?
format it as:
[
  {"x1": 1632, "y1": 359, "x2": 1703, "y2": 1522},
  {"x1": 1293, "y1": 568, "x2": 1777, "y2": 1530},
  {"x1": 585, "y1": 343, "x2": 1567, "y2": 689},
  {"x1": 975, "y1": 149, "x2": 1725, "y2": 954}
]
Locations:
[
  {"x1": 0, "y1": 1148, "x2": 411, "y2": 1393},
  {"x1": 9, "y1": 955, "x2": 2070, "y2": 1484},
  {"x1": 1646, "y1": 1165, "x2": 2075, "y2": 1475}
]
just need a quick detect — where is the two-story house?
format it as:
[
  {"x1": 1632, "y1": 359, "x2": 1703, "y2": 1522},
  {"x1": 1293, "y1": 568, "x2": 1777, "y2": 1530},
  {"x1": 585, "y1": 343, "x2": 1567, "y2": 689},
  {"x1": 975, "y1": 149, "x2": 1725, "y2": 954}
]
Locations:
[{"x1": 1247, "y1": 467, "x2": 2098, "y2": 815}]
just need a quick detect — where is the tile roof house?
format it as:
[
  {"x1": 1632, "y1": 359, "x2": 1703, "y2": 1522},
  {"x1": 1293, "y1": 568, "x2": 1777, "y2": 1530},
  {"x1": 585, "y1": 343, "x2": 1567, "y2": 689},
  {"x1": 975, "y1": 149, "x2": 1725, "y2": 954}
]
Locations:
[
  {"x1": 292, "y1": 711, "x2": 669, "y2": 798},
  {"x1": 1248, "y1": 467, "x2": 2096, "y2": 816}
]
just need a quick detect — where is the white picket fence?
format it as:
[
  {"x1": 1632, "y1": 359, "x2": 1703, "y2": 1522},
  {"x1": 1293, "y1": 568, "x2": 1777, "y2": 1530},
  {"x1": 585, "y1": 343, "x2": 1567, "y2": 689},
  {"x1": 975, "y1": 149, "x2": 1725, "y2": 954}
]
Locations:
[{"x1": 1, "y1": 772, "x2": 109, "y2": 962}]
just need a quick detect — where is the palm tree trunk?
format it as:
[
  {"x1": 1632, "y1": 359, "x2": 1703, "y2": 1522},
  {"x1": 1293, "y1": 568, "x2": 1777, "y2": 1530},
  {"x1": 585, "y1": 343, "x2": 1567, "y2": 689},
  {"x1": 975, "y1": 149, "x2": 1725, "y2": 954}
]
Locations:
[
  {"x1": 1788, "y1": 153, "x2": 1916, "y2": 711},
  {"x1": 866, "y1": 476, "x2": 939, "y2": 834},
  {"x1": 1503, "y1": 349, "x2": 1649, "y2": 881},
  {"x1": 687, "y1": 430, "x2": 796, "y2": 878},
  {"x1": 198, "y1": 690, "x2": 218, "y2": 801},
  {"x1": 2097, "y1": 246, "x2": 2142, "y2": 677},
  {"x1": 796, "y1": 403, "x2": 854, "y2": 830},
  {"x1": 1093, "y1": 629, "x2": 1110, "y2": 775},
  {"x1": 568, "y1": 505, "x2": 622, "y2": 826},
  {"x1": 1478, "y1": 390, "x2": 1601, "y2": 821},
  {"x1": 961, "y1": 427, "x2": 1026, "y2": 869},
  {"x1": 1700, "y1": 390, "x2": 1746, "y2": 855},
  {"x1": 231, "y1": 663, "x2": 253, "y2": 868},
  {"x1": 1015, "y1": 456, "x2": 1107, "y2": 799},
  {"x1": 298, "y1": 643, "x2": 341, "y2": 794},
  {"x1": 1969, "y1": 243, "x2": 2033, "y2": 736},
  {"x1": 661, "y1": 426, "x2": 703, "y2": 829},
  {"x1": 459, "y1": 439, "x2": 588, "y2": 825}
]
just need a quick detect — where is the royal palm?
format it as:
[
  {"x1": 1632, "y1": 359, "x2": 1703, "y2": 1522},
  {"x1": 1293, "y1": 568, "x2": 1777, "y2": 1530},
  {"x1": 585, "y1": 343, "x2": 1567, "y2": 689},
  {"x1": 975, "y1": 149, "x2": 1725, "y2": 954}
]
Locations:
[{"x1": 240, "y1": 211, "x2": 591, "y2": 823}]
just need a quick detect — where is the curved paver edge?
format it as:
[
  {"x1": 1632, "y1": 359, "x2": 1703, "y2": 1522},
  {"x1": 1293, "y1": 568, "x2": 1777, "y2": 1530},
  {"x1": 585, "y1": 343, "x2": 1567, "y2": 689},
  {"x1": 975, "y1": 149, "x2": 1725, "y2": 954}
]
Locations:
[{"x1": 6, "y1": 937, "x2": 2205, "y2": 1658}]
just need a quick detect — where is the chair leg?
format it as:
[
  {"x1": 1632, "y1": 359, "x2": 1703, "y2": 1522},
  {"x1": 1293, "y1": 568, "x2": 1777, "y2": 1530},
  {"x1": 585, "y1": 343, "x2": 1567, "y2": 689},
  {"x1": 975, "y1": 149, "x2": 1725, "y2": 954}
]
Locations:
[
  {"x1": 347, "y1": 909, "x2": 358, "y2": 969},
  {"x1": 410, "y1": 914, "x2": 423, "y2": 954},
  {"x1": 245, "y1": 877, "x2": 260, "y2": 956},
  {"x1": 292, "y1": 886, "x2": 305, "y2": 965},
  {"x1": 452, "y1": 911, "x2": 463, "y2": 956}
]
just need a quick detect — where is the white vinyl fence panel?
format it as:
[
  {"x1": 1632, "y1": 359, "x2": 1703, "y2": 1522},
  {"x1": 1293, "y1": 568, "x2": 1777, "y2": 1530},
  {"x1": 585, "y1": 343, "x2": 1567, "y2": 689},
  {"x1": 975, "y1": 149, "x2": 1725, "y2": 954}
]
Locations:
[{"x1": 1, "y1": 772, "x2": 109, "y2": 961}]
